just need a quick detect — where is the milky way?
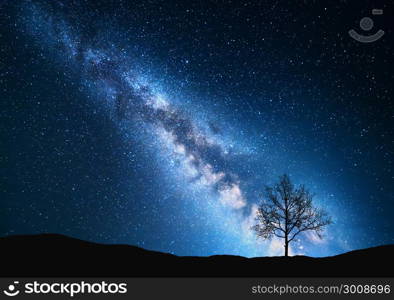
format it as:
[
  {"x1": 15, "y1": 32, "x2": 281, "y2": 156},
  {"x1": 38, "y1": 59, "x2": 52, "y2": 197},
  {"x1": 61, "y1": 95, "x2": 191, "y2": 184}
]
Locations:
[
  {"x1": 3, "y1": 0, "x2": 393, "y2": 257},
  {"x1": 21, "y1": 2, "x2": 268, "y2": 254}
]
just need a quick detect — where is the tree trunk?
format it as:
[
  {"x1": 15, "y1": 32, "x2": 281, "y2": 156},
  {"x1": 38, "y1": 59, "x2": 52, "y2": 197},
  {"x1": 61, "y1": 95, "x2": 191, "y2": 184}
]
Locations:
[
  {"x1": 284, "y1": 240, "x2": 289, "y2": 257},
  {"x1": 284, "y1": 195, "x2": 289, "y2": 257}
]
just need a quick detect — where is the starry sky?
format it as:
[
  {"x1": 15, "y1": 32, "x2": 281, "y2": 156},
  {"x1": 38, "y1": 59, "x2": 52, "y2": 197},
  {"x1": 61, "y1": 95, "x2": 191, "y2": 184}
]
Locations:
[{"x1": 1, "y1": 0, "x2": 393, "y2": 257}]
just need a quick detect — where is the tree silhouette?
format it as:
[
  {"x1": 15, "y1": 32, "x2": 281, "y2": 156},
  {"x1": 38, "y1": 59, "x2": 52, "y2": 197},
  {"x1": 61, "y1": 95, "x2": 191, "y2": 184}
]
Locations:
[{"x1": 252, "y1": 174, "x2": 332, "y2": 256}]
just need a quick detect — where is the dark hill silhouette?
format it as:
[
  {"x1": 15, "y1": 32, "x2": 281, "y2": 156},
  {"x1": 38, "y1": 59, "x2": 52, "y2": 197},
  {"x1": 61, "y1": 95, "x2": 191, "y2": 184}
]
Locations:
[{"x1": 0, "y1": 234, "x2": 393, "y2": 277}]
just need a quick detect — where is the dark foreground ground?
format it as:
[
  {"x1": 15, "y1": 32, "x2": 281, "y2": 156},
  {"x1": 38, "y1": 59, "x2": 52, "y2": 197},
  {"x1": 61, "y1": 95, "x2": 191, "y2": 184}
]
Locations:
[{"x1": 0, "y1": 234, "x2": 393, "y2": 277}]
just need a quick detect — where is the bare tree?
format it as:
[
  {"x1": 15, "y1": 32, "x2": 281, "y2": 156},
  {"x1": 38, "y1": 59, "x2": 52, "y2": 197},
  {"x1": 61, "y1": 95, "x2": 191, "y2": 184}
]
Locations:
[{"x1": 252, "y1": 174, "x2": 332, "y2": 256}]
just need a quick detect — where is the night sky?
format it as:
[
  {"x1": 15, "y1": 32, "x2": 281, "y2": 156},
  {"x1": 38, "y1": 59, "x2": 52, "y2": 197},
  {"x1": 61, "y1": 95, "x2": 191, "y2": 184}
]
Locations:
[{"x1": 1, "y1": 0, "x2": 393, "y2": 257}]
